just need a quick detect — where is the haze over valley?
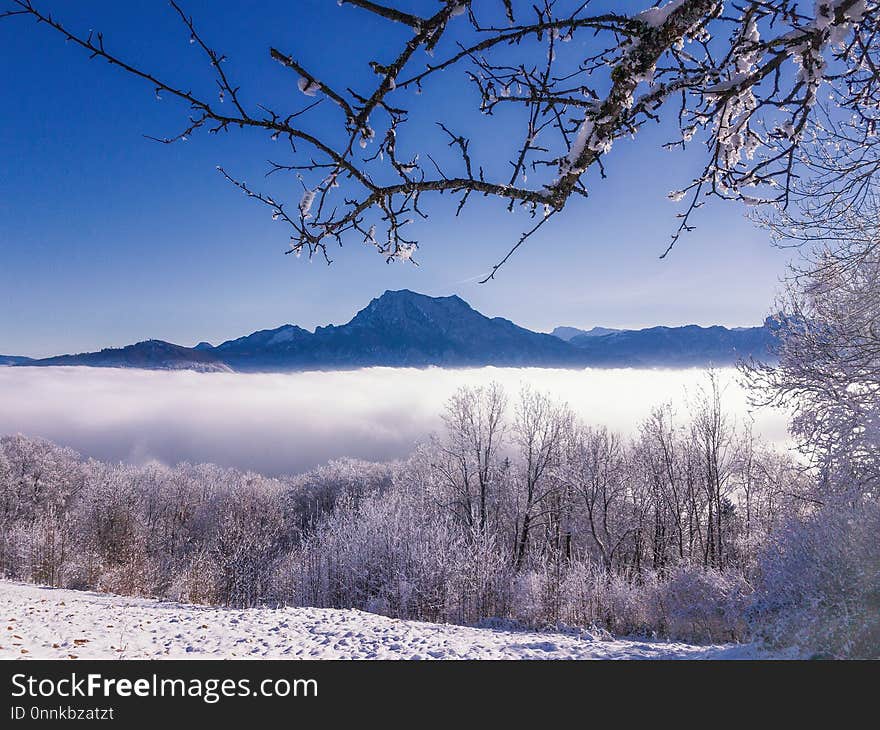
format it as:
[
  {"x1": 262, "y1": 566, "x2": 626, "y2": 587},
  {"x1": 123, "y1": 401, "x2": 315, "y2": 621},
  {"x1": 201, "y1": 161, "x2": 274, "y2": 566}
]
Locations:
[{"x1": 0, "y1": 365, "x2": 787, "y2": 475}]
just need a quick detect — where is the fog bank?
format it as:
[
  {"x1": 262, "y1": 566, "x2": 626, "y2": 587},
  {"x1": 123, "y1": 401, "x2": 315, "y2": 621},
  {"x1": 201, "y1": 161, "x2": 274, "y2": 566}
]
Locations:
[{"x1": 0, "y1": 366, "x2": 790, "y2": 475}]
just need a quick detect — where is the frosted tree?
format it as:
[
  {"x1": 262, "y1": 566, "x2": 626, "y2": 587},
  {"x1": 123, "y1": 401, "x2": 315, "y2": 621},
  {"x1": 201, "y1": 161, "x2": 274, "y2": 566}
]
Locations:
[
  {"x1": 558, "y1": 425, "x2": 630, "y2": 572},
  {"x1": 512, "y1": 386, "x2": 571, "y2": 568},
  {"x1": 209, "y1": 479, "x2": 288, "y2": 608},
  {"x1": 2, "y1": 0, "x2": 875, "y2": 274},
  {"x1": 689, "y1": 371, "x2": 737, "y2": 569},
  {"x1": 741, "y1": 64, "x2": 880, "y2": 489},
  {"x1": 729, "y1": 21, "x2": 880, "y2": 653},
  {"x1": 634, "y1": 407, "x2": 696, "y2": 570},
  {"x1": 0, "y1": 435, "x2": 84, "y2": 585},
  {"x1": 437, "y1": 383, "x2": 508, "y2": 532},
  {"x1": 743, "y1": 224, "x2": 880, "y2": 494}
]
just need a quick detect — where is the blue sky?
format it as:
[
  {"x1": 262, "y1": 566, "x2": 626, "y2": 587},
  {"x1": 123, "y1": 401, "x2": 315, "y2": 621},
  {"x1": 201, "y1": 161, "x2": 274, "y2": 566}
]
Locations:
[{"x1": 0, "y1": 0, "x2": 791, "y2": 358}]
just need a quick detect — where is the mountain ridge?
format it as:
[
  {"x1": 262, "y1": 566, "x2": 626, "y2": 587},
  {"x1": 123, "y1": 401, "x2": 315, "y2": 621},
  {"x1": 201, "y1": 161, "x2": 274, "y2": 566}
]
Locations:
[
  {"x1": 25, "y1": 340, "x2": 231, "y2": 373},
  {"x1": 6, "y1": 290, "x2": 776, "y2": 372},
  {"x1": 550, "y1": 325, "x2": 620, "y2": 341}
]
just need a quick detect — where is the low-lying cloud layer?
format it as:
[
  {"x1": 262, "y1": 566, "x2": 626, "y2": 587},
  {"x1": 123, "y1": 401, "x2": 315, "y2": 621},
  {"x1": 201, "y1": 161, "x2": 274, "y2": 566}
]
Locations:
[{"x1": 0, "y1": 366, "x2": 790, "y2": 475}]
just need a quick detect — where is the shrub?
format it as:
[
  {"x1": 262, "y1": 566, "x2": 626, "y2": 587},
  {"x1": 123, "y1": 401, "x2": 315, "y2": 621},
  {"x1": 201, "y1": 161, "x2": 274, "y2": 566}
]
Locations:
[{"x1": 750, "y1": 498, "x2": 880, "y2": 658}]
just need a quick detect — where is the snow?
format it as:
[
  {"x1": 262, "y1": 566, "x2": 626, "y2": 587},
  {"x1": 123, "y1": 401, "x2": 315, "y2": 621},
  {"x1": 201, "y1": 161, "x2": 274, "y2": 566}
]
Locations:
[
  {"x1": 296, "y1": 76, "x2": 321, "y2": 97},
  {"x1": 814, "y1": 1, "x2": 836, "y2": 31},
  {"x1": 267, "y1": 326, "x2": 300, "y2": 346},
  {"x1": 564, "y1": 118, "x2": 595, "y2": 173},
  {"x1": 299, "y1": 189, "x2": 316, "y2": 218},
  {"x1": 557, "y1": 110, "x2": 613, "y2": 181},
  {"x1": 635, "y1": 0, "x2": 689, "y2": 29},
  {"x1": 843, "y1": 0, "x2": 868, "y2": 22},
  {"x1": 0, "y1": 581, "x2": 786, "y2": 660}
]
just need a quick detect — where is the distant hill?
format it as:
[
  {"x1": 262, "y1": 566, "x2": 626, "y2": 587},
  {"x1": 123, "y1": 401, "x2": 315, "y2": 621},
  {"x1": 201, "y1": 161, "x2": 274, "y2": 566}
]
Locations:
[
  {"x1": 551, "y1": 326, "x2": 620, "y2": 341},
  {"x1": 10, "y1": 290, "x2": 777, "y2": 372},
  {"x1": 568, "y1": 322, "x2": 775, "y2": 366},
  {"x1": 0, "y1": 355, "x2": 33, "y2": 366},
  {"x1": 27, "y1": 340, "x2": 231, "y2": 372}
]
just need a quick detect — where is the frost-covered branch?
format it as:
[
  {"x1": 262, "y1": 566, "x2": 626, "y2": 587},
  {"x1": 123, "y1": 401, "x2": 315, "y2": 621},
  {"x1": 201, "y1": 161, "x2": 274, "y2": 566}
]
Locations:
[{"x1": 3, "y1": 0, "x2": 877, "y2": 270}]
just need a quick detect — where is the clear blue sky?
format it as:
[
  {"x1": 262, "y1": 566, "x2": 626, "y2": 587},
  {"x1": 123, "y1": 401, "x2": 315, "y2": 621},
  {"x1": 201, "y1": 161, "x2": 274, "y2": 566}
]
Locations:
[{"x1": 0, "y1": 0, "x2": 791, "y2": 358}]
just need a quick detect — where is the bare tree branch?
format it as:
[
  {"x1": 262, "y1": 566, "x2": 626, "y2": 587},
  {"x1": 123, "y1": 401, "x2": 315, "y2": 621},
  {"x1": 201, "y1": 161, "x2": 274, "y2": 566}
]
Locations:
[{"x1": 2, "y1": 0, "x2": 877, "y2": 270}]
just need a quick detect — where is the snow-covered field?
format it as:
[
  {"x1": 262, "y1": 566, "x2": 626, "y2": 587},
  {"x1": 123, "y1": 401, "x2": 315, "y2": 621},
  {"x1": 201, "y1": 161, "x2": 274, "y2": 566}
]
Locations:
[{"x1": 0, "y1": 581, "x2": 783, "y2": 660}]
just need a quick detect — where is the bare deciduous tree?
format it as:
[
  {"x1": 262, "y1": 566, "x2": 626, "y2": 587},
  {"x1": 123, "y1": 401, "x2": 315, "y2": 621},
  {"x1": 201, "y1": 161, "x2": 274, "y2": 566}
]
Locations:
[
  {"x1": 438, "y1": 383, "x2": 507, "y2": 532},
  {"x1": 512, "y1": 386, "x2": 571, "y2": 567}
]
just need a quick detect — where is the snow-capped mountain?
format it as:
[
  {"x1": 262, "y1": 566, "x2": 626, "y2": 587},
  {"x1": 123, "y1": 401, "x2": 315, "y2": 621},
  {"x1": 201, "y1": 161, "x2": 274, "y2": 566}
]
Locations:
[{"x1": 9, "y1": 290, "x2": 776, "y2": 371}]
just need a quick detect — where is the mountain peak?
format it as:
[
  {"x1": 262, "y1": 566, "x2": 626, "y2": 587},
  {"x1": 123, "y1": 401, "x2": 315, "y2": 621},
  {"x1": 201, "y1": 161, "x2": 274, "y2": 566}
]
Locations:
[
  {"x1": 216, "y1": 323, "x2": 309, "y2": 352},
  {"x1": 374, "y1": 289, "x2": 468, "y2": 306},
  {"x1": 348, "y1": 289, "x2": 474, "y2": 328}
]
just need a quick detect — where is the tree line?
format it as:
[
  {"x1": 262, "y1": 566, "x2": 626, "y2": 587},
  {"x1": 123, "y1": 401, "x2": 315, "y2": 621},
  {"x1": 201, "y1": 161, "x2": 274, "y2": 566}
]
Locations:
[{"x1": 0, "y1": 372, "x2": 818, "y2": 646}]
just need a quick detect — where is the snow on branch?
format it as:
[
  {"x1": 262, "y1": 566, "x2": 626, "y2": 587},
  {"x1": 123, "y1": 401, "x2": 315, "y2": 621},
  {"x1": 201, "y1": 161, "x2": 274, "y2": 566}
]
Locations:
[{"x1": 2, "y1": 0, "x2": 878, "y2": 270}]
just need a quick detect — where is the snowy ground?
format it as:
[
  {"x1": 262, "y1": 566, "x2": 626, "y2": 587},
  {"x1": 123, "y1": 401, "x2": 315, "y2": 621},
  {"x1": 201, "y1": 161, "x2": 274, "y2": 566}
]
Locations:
[{"x1": 0, "y1": 581, "x2": 782, "y2": 660}]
